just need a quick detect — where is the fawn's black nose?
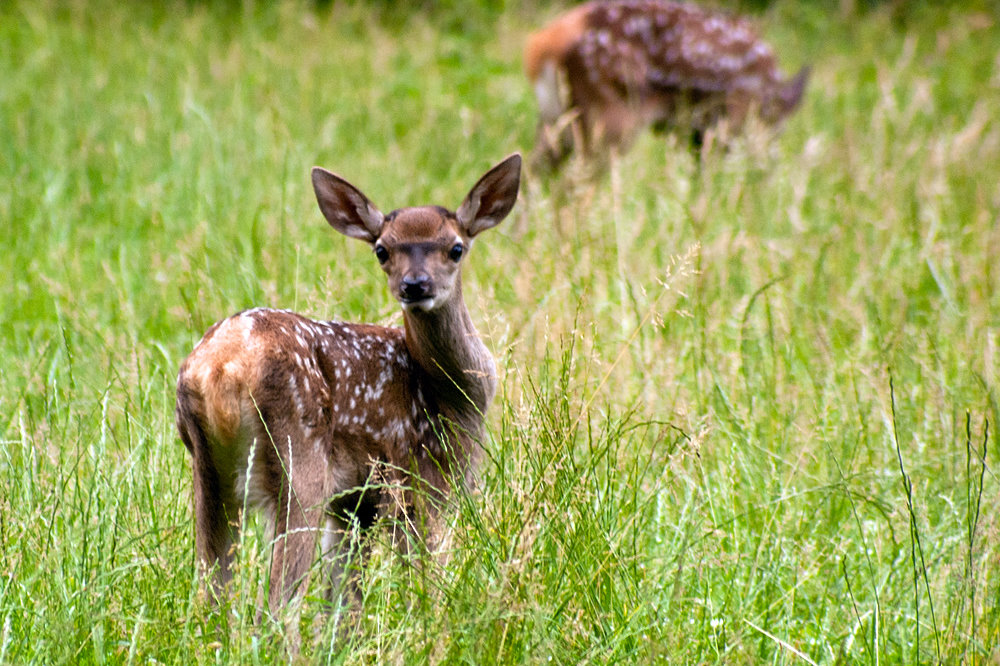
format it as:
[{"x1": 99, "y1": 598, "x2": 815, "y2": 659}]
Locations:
[{"x1": 401, "y1": 274, "x2": 431, "y2": 301}]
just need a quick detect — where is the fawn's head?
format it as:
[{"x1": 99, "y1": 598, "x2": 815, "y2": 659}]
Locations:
[{"x1": 312, "y1": 154, "x2": 521, "y2": 313}]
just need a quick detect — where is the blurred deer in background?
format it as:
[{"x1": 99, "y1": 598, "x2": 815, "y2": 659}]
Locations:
[
  {"x1": 525, "y1": 0, "x2": 809, "y2": 167},
  {"x1": 175, "y1": 154, "x2": 521, "y2": 616}
]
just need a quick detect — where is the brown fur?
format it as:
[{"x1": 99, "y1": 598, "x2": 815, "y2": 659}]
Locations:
[
  {"x1": 525, "y1": 0, "x2": 809, "y2": 165},
  {"x1": 176, "y1": 154, "x2": 521, "y2": 612}
]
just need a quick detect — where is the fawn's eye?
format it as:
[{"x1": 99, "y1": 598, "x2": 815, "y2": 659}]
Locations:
[
  {"x1": 374, "y1": 245, "x2": 389, "y2": 264},
  {"x1": 449, "y1": 244, "x2": 464, "y2": 262}
]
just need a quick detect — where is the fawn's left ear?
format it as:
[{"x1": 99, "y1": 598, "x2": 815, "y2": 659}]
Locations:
[
  {"x1": 456, "y1": 153, "x2": 521, "y2": 237},
  {"x1": 312, "y1": 167, "x2": 385, "y2": 243}
]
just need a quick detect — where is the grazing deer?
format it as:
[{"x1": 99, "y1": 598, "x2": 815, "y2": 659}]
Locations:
[
  {"x1": 525, "y1": 0, "x2": 809, "y2": 166},
  {"x1": 175, "y1": 154, "x2": 521, "y2": 614}
]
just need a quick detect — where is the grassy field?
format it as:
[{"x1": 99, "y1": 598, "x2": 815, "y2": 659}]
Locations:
[{"x1": 2, "y1": 0, "x2": 999, "y2": 662}]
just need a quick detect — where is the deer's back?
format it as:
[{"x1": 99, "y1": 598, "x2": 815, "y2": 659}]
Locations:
[
  {"x1": 529, "y1": 1, "x2": 793, "y2": 131},
  {"x1": 176, "y1": 308, "x2": 448, "y2": 509}
]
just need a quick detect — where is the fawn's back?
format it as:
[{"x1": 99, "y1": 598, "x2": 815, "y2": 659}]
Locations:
[{"x1": 177, "y1": 309, "x2": 440, "y2": 523}]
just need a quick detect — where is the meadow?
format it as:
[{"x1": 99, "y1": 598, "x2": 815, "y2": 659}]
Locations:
[{"x1": 1, "y1": 0, "x2": 998, "y2": 662}]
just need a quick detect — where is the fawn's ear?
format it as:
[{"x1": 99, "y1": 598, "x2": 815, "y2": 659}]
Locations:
[
  {"x1": 456, "y1": 153, "x2": 521, "y2": 237},
  {"x1": 312, "y1": 167, "x2": 385, "y2": 243},
  {"x1": 780, "y1": 65, "x2": 810, "y2": 115}
]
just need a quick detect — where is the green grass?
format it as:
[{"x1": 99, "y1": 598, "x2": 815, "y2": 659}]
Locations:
[{"x1": 2, "y1": 0, "x2": 998, "y2": 662}]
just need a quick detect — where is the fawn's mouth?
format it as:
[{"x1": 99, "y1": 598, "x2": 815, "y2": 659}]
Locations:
[{"x1": 399, "y1": 295, "x2": 437, "y2": 312}]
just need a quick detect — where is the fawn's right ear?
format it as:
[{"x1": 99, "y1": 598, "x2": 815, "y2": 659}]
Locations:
[
  {"x1": 312, "y1": 167, "x2": 385, "y2": 243},
  {"x1": 780, "y1": 65, "x2": 810, "y2": 115}
]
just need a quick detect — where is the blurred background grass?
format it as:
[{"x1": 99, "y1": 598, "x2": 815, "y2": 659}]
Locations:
[{"x1": 1, "y1": 0, "x2": 998, "y2": 662}]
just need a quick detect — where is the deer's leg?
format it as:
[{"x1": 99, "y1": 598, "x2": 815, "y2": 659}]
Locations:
[
  {"x1": 189, "y1": 436, "x2": 240, "y2": 599},
  {"x1": 325, "y1": 484, "x2": 379, "y2": 605},
  {"x1": 268, "y1": 474, "x2": 328, "y2": 611},
  {"x1": 320, "y1": 514, "x2": 368, "y2": 613},
  {"x1": 374, "y1": 463, "x2": 443, "y2": 556}
]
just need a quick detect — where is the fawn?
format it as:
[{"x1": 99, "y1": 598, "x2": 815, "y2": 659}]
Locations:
[
  {"x1": 175, "y1": 154, "x2": 521, "y2": 613},
  {"x1": 525, "y1": 0, "x2": 809, "y2": 166}
]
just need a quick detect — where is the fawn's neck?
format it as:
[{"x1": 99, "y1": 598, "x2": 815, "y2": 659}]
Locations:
[{"x1": 402, "y1": 280, "x2": 496, "y2": 433}]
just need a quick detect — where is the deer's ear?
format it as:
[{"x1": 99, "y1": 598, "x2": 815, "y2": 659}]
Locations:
[
  {"x1": 456, "y1": 153, "x2": 521, "y2": 237},
  {"x1": 312, "y1": 167, "x2": 384, "y2": 243}
]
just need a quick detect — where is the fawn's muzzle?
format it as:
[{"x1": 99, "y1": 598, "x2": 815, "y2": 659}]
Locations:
[{"x1": 400, "y1": 274, "x2": 431, "y2": 302}]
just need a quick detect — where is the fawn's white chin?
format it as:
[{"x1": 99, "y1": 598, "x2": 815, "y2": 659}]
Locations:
[{"x1": 400, "y1": 297, "x2": 437, "y2": 313}]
